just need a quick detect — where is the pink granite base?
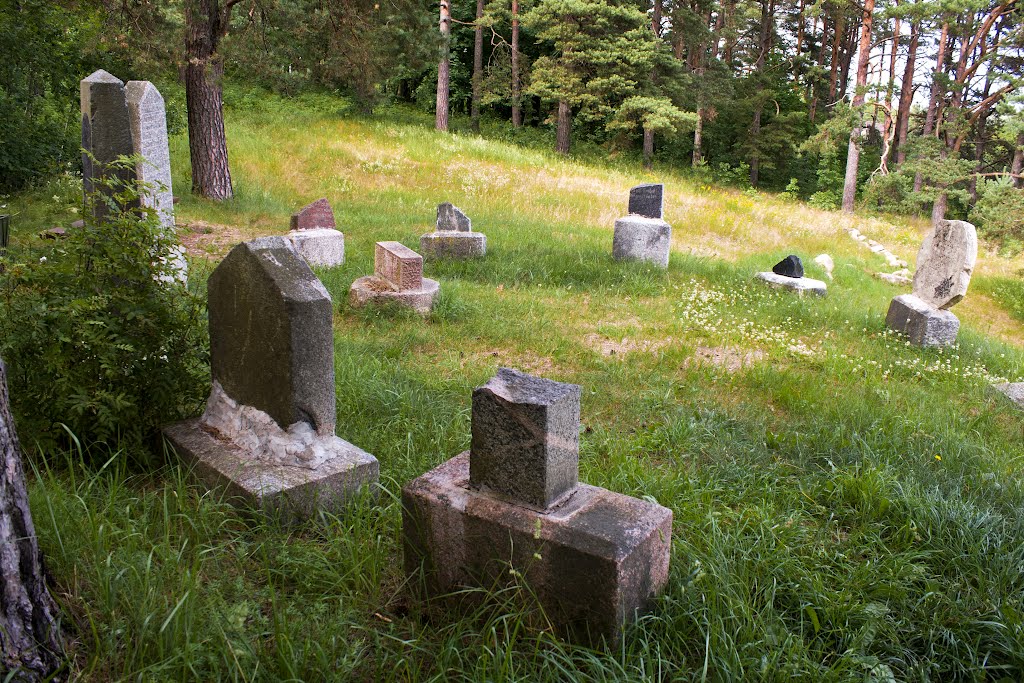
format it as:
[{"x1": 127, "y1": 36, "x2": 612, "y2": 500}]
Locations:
[
  {"x1": 402, "y1": 452, "x2": 673, "y2": 646},
  {"x1": 348, "y1": 275, "x2": 440, "y2": 315}
]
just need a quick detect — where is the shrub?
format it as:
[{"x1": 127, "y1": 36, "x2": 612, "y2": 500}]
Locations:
[
  {"x1": 0, "y1": 161, "x2": 208, "y2": 458},
  {"x1": 969, "y1": 176, "x2": 1024, "y2": 252}
]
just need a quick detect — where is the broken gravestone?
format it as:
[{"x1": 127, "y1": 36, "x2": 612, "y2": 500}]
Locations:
[
  {"x1": 403, "y1": 368, "x2": 672, "y2": 647},
  {"x1": 420, "y1": 203, "x2": 486, "y2": 259},
  {"x1": 886, "y1": 219, "x2": 977, "y2": 347},
  {"x1": 349, "y1": 241, "x2": 440, "y2": 315},
  {"x1": 287, "y1": 198, "x2": 345, "y2": 267},
  {"x1": 756, "y1": 254, "x2": 827, "y2": 296},
  {"x1": 163, "y1": 237, "x2": 378, "y2": 520},
  {"x1": 613, "y1": 184, "x2": 670, "y2": 268}
]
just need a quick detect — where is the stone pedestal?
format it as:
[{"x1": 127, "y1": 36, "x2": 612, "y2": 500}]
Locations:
[
  {"x1": 420, "y1": 232, "x2": 486, "y2": 259},
  {"x1": 403, "y1": 368, "x2": 672, "y2": 647},
  {"x1": 288, "y1": 228, "x2": 345, "y2": 268},
  {"x1": 612, "y1": 216, "x2": 671, "y2": 268},
  {"x1": 885, "y1": 294, "x2": 959, "y2": 347},
  {"x1": 755, "y1": 271, "x2": 828, "y2": 296},
  {"x1": 349, "y1": 241, "x2": 439, "y2": 314}
]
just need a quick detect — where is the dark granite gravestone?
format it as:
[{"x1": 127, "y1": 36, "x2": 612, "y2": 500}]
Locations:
[
  {"x1": 772, "y1": 255, "x2": 804, "y2": 278},
  {"x1": 627, "y1": 183, "x2": 664, "y2": 219},
  {"x1": 80, "y1": 70, "x2": 135, "y2": 218}
]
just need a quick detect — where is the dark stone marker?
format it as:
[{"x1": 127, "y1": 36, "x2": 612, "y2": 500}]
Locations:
[
  {"x1": 290, "y1": 198, "x2": 336, "y2": 231},
  {"x1": 208, "y1": 236, "x2": 336, "y2": 433},
  {"x1": 80, "y1": 70, "x2": 135, "y2": 218},
  {"x1": 772, "y1": 254, "x2": 804, "y2": 278},
  {"x1": 436, "y1": 202, "x2": 472, "y2": 232},
  {"x1": 627, "y1": 183, "x2": 664, "y2": 219},
  {"x1": 470, "y1": 367, "x2": 581, "y2": 510}
]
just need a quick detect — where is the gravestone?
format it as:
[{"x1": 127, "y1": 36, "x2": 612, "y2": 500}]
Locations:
[
  {"x1": 772, "y1": 255, "x2": 804, "y2": 278},
  {"x1": 628, "y1": 183, "x2": 664, "y2": 219},
  {"x1": 403, "y1": 368, "x2": 673, "y2": 647},
  {"x1": 164, "y1": 237, "x2": 378, "y2": 520},
  {"x1": 421, "y1": 203, "x2": 487, "y2": 259},
  {"x1": 885, "y1": 219, "x2": 977, "y2": 347},
  {"x1": 81, "y1": 70, "x2": 135, "y2": 218},
  {"x1": 126, "y1": 81, "x2": 173, "y2": 232},
  {"x1": 349, "y1": 241, "x2": 440, "y2": 314},
  {"x1": 286, "y1": 198, "x2": 345, "y2": 267},
  {"x1": 756, "y1": 254, "x2": 826, "y2": 296}
]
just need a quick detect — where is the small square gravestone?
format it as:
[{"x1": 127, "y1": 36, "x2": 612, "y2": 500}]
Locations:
[
  {"x1": 403, "y1": 368, "x2": 672, "y2": 647},
  {"x1": 421, "y1": 203, "x2": 487, "y2": 259},
  {"x1": 376, "y1": 241, "x2": 423, "y2": 291},
  {"x1": 287, "y1": 198, "x2": 345, "y2": 268},
  {"x1": 349, "y1": 242, "x2": 439, "y2": 314},
  {"x1": 628, "y1": 184, "x2": 664, "y2": 219}
]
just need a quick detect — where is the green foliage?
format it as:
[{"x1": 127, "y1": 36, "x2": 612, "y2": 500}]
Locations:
[
  {"x1": 808, "y1": 148, "x2": 844, "y2": 210},
  {"x1": 0, "y1": 161, "x2": 208, "y2": 455},
  {"x1": 863, "y1": 171, "x2": 917, "y2": 215},
  {"x1": 606, "y1": 95, "x2": 697, "y2": 138},
  {"x1": 970, "y1": 176, "x2": 1024, "y2": 251}
]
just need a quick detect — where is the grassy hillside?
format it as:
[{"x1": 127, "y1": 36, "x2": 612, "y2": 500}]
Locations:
[{"x1": 7, "y1": 94, "x2": 1024, "y2": 681}]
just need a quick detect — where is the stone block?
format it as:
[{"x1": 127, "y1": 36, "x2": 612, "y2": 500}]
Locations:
[
  {"x1": 470, "y1": 368, "x2": 581, "y2": 510},
  {"x1": 885, "y1": 294, "x2": 959, "y2": 347},
  {"x1": 126, "y1": 81, "x2": 173, "y2": 231},
  {"x1": 288, "y1": 228, "x2": 345, "y2": 268},
  {"x1": 912, "y1": 219, "x2": 977, "y2": 310},
  {"x1": 402, "y1": 453, "x2": 672, "y2": 647},
  {"x1": 993, "y1": 383, "x2": 1024, "y2": 410},
  {"x1": 291, "y1": 198, "x2": 336, "y2": 231},
  {"x1": 628, "y1": 183, "x2": 664, "y2": 219},
  {"x1": 420, "y1": 231, "x2": 486, "y2": 259},
  {"x1": 81, "y1": 70, "x2": 135, "y2": 218},
  {"x1": 755, "y1": 271, "x2": 827, "y2": 296},
  {"x1": 208, "y1": 237, "x2": 336, "y2": 433},
  {"x1": 348, "y1": 276, "x2": 440, "y2": 315},
  {"x1": 437, "y1": 203, "x2": 471, "y2": 231},
  {"x1": 375, "y1": 241, "x2": 423, "y2": 291},
  {"x1": 612, "y1": 216, "x2": 671, "y2": 268}
]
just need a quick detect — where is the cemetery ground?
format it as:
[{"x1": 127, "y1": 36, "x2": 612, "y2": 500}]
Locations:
[{"x1": 5, "y1": 93, "x2": 1024, "y2": 680}]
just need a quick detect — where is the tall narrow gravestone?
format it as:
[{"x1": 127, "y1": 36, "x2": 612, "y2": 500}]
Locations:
[
  {"x1": 163, "y1": 237, "x2": 378, "y2": 520},
  {"x1": 287, "y1": 198, "x2": 346, "y2": 268},
  {"x1": 613, "y1": 183, "x2": 671, "y2": 268},
  {"x1": 886, "y1": 220, "x2": 977, "y2": 347},
  {"x1": 349, "y1": 241, "x2": 440, "y2": 315},
  {"x1": 403, "y1": 368, "x2": 672, "y2": 646},
  {"x1": 420, "y1": 203, "x2": 487, "y2": 259}
]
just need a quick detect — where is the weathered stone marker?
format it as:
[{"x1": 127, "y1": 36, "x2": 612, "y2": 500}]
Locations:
[
  {"x1": 349, "y1": 241, "x2": 440, "y2": 314},
  {"x1": 126, "y1": 81, "x2": 174, "y2": 232},
  {"x1": 421, "y1": 203, "x2": 487, "y2": 259},
  {"x1": 628, "y1": 183, "x2": 664, "y2": 219},
  {"x1": 403, "y1": 368, "x2": 673, "y2": 646},
  {"x1": 164, "y1": 237, "x2": 378, "y2": 520},
  {"x1": 286, "y1": 198, "x2": 345, "y2": 267},
  {"x1": 756, "y1": 254, "x2": 827, "y2": 296},
  {"x1": 81, "y1": 70, "x2": 135, "y2": 218},
  {"x1": 886, "y1": 219, "x2": 977, "y2": 347}
]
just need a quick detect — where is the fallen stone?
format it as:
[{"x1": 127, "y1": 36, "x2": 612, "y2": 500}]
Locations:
[
  {"x1": 40, "y1": 227, "x2": 66, "y2": 240},
  {"x1": 869, "y1": 244, "x2": 886, "y2": 253},
  {"x1": 612, "y1": 216, "x2": 670, "y2": 268},
  {"x1": 993, "y1": 383, "x2": 1024, "y2": 409},
  {"x1": 912, "y1": 219, "x2": 977, "y2": 310},
  {"x1": 875, "y1": 271, "x2": 912, "y2": 285},
  {"x1": 436, "y1": 202, "x2": 472, "y2": 232},
  {"x1": 772, "y1": 254, "x2": 804, "y2": 278},
  {"x1": 813, "y1": 254, "x2": 834, "y2": 279},
  {"x1": 70, "y1": 220, "x2": 84, "y2": 229},
  {"x1": 628, "y1": 183, "x2": 664, "y2": 219},
  {"x1": 291, "y1": 198, "x2": 336, "y2": 231},
  {"x1": 755, "y1": 271, "x2": 827, "y2": 296},
  {"x1": 885, "y1": 293, "x2": 959, "y2": 347}
]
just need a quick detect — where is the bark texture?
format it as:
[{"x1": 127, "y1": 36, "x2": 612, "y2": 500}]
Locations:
[
  {"x1": 841, "y1": 0, "x2": 874, "y2": 213},
  {"x1": 555, "y1": 100, "x2": 571, "y2": 155},
  {"x1": 511, "y1": 0, "x2": 522, "y2": 127},
  {"x1": 184, "y1": 0, "x2": 234, "y2": 200},
  {"x1": 436, "y1": 0, "x2": 451, "y2": 131},
  {"x1": 0, "y1": 359, "x2": 62, "y2": 682},
  {"x1": 471, "y1": 0, "x2": 484, "y2": 133}
]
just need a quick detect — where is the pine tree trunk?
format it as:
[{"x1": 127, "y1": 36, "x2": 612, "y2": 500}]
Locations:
[
  {"x1": 436, "y1": 0, "x2": 452, "y2": 132},
  {"x1": 838, "y1": 21, "x2": 856, "y2": 102},
  {"x1": 1012, "y1": 132, "x2": 1024, "y2": 189},
  {"x1": 841, "y1": 0, "x2": 874, "y2": 212},
  {"x1": 184, "y1": 0, "x2": 233, "y2": 200},
  {"x1": 471, "y1": 0, "x2": 484, "y2": 133},
  {"x1": 555, "y1": 100, "x2": 571, "y2": 154},
  {"x1": 750, "y1": 104, "x2": 762, "y2": 186},
  {"x1": 827, "y1": 12, "x2": 843, "y2": 104},
  {"x1": 643, "y1": 128, "x2": 654, "y2": 169},
  {"x1": 692, "y1": 107, "x2": 704, "y2": 167},
  {"x1": 894, "y1": 20, "x2": 919, "y2": 165},
  {"x1": 511, "y1": 0, "x2": 522, "y2": 127},
  {"x1": 0, "y1": 359, "x2": 63, "y2": 681}
]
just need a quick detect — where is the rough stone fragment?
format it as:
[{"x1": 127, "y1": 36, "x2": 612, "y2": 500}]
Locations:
[
  {"x1": 814, "y1": 254, "x2": 834, "y2": 279},
  {"x1": 470, "y1": 368, "x2": 580, "y2": 510},
  {"x1": 612, "y1": 216, "x2": 671, "y2": 268},
  {"x1": 420, "y1": 231, "x2": 486, "y2": 259},
  {"x1": 80, "y1": 70, "x2": 135, "y2": 217},
  {"x1": 290, "y1": 198, "x2": 336, "y2": 231},
  {"x1": 288, "y1": 229, "x2": 345, "y2": 268},
  {"x1": 885, "y1": 294, "x2": 959, "y2": 347},
  {"x1": 876, "y1": 271, "x2": 912, "y2": 286},
  {"x1": 436, "y1": 202, "x2": 472, "y2": 232},
  {"x1": 628, "y1": 183, "x2": 664, "y2": 219},
  {"x1": 912, "y1": 219, "x2": 978, "y2": 310},
  {"x1": 772, "y1": 254, "x2": 804, "y2": 278},
  {"x1": 126, "y1": 81, "x2": 174, "y2": 231},
  {"x1": 993, "y1": 383, "x2": 1024, "y2": 410},
  {"x1": 755, "y1": 271, "x2": 827, "y2": 296},
  {"x1": 375, "y1": 241, "x2": 423, "y2": 291},
  {"x1": 208, "y1": 236, "x2": 335, "y2": 434},
  {"x1": 404, "y1": 453, "x2": 672, "y2": 647}
]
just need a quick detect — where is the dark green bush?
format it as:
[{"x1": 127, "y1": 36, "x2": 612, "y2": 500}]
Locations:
[{"x1": 0, "y1": 161, "x2": 209, "y2": 457}]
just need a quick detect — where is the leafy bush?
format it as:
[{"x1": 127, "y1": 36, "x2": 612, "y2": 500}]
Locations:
[
  {"x1": 970, "y1": 176, "x2": 1024, "y2": 252},
  {"x1": 0, "y1": 162, "x2": 208, "y2": 457},
  {"x1": 863, "y1": 172, "x2": 917, "y2": 214}
]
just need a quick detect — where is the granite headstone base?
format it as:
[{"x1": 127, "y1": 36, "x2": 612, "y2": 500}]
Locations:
[
  {"x1": 403, "y1": 452, "x2": 672, "y2": 647},
  {"x1": 755, "y1": 271, "x2": 828, "y2": 296},
  {"x1": 288, "y1": 228, "x2": 345, "y2": 268},
  {"x1": 885, "y1": 294, "x2": 959, "y2": 347},
  {"x1": 612, "y1": 216, "x2": 671, "y2": 268},
  {"x1": 164, "y1": 418, "x2": 378, "y2": 523},
  {"x1": 349, "y1": 275, "x2": 440, "y2": 315},
  {"x1": 420, "y1": 231, "x2": 486, "y2": 259}
]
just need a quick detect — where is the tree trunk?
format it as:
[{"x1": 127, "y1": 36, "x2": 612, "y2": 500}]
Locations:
[
  {"x1": 894, "y1": 20, "x2": 919, "y2": 165},
  {"x1": 555, "y1": 99, "x2": 571, "y2": 154},
  {"x1": 643, "y1": 128, "x2": 654, "y2": 169},
  {"x1": 837, "y1": 20, "x2": 856, "y2": 102},
  {"x1": 184, "y1": 0, "x2": 234, "y2": 200},
  {"x1": 692, "y1": 107, "x2": 704, "y2": 167},
  {"x1": 471, "y1": 0, "x2": 484, "y2": 133},
  {"x1": 511, "y1": 0, "x2": 521, "y2": 127},
  {"x1": 828, "y1": 11, "x2": 843, "y2": 104},
  {"x1": 0, "y1": 359, "x2": 63, "y2": 681},
  {"x1": 436, "y1": 0, "x2": 452, "y2": 131},
  {"x1": 1012, "y1": 132, "x2": 1024, "y2": 189},
  {"x1": 841, "y1": 0, "x2": 874, "y2": 212},
  {"x1": 750, "y1": 103, "x2": 762, "y2": 186}
]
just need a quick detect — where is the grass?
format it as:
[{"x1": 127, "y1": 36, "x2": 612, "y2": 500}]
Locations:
[{"x1": 6, "y1": 92, "x2": 1024, "y2": 680}]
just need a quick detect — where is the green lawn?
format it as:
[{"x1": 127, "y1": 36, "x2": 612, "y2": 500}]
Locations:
[{"x1": 8, "y1": 93, "x2": 1024, "y2": 681}]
